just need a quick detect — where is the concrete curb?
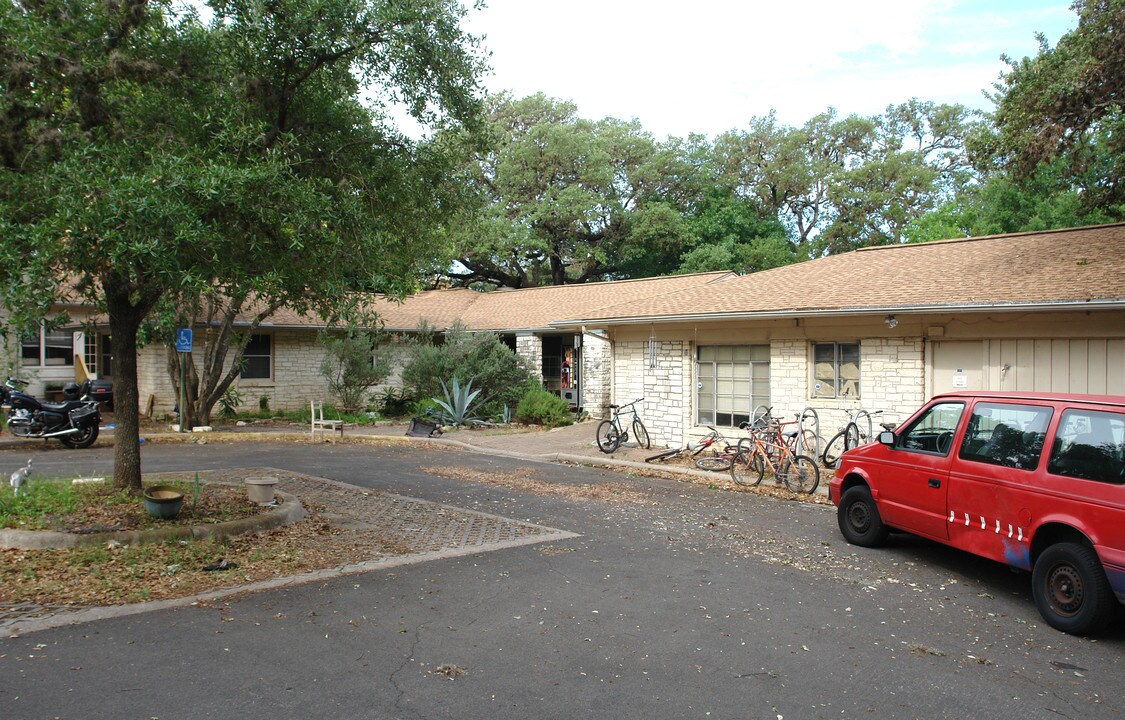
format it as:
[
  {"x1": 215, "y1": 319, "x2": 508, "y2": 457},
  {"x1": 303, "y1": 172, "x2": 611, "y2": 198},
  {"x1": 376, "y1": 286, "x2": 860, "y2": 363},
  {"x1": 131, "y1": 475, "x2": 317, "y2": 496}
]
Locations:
[{"x1": 0, "y1": 490, "x2": 306, "y2": 550}]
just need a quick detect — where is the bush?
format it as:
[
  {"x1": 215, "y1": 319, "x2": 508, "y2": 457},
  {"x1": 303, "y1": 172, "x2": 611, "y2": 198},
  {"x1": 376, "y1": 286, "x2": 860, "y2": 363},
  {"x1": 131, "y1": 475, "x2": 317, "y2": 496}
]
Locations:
[
  {"x1": 319, "y1": 327, "x2": 391, "y2": 409},
  {"x1": 400, "y1": 323, "x2": 538, "y2": 418},
  {"x1": 516, "y1": 387, "x2": 573, "y2": 428}
]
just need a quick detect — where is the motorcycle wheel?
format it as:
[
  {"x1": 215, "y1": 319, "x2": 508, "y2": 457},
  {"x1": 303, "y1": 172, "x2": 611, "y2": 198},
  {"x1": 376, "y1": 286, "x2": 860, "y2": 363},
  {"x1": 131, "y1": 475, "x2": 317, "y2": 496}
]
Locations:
[{"x1": 60, "y1": 424, "x2": 99, "y2": 449}]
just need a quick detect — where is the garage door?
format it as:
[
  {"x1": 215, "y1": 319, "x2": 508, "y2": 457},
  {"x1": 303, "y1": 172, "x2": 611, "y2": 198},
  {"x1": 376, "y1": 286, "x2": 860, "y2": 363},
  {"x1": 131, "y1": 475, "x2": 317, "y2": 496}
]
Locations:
[{"x1": 931, "y1": 339, "x2": 1125, "y2": 395}]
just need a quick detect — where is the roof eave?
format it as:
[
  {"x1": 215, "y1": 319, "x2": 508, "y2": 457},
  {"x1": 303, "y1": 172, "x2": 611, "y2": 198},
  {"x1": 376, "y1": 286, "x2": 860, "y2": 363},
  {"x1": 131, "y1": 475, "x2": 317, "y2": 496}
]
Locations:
[{"x1": 548, "y1": 298, "x2": 1125, "y2": 328}]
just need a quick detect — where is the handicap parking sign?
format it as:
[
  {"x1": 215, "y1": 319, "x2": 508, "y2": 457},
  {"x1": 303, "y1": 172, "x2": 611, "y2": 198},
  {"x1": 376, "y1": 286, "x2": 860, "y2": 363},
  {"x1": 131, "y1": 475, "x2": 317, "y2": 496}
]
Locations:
[{"x1": 175, "y1": 328, "x2": 193, "y2": 353}]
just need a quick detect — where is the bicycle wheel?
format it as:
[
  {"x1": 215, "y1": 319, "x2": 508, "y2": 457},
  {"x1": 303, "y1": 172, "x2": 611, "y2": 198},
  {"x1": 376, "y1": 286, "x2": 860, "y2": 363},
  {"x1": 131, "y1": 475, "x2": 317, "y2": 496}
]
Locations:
[
  {"x1": 632, "y1": 419, "x2": 651, "y2": 449},
  {"x1": 695, "y1": 454, "x2": 733, "y2": 471},
  {"x1": 822, "y1": 430, "x2": 849, "y2": 468},
  {"x1": 797, "y1": 429, "x2": 819, "y2": 458},
  {"x1": 645, "y1": 447, "x2": 682, "y2": 463},
  {"x1": 781, "y1": 454, "x2": 820, "y2": 494},
  {"x1": 730, "y1": 449, "x2": 765, "y2": 486},
  {"x1": 845, "y1": 421, "x2": 860, "y2": 449},
  {"x1": 596, "y1": 419, "x2": 622, "y2": 453}
]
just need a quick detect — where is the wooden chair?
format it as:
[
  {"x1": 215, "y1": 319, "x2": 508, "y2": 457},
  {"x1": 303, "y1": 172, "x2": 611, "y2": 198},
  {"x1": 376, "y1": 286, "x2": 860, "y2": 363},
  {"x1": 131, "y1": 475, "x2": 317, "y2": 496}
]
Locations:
[{"x1": 310, "y1": 400, "x2": 344, "y2": 442}]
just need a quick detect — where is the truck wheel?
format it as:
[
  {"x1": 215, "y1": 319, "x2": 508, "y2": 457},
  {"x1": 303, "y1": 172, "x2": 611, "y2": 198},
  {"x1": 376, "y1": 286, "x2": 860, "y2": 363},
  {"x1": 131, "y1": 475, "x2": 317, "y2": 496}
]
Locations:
[
  {"x1": 837, "y1": 486, "x2": 889, "y2": 547},
  {"x1": 1032, "y1": 543, "x2": 1116, "y2": 635}
]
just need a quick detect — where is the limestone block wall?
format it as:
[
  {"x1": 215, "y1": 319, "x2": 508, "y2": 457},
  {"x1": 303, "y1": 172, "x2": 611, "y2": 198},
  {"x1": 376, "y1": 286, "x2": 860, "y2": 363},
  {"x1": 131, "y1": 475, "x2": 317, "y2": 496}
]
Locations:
[
  {"x1": 515, "y1": 333, "x2": 543, "y2": 380},
  {"x1": 138, "y1": 330, "x2": 338, "y2": 417},
  {"x1": 580, "y1": 331, "x2": 612, "y2": 418},
  {"x1": 768, "y1": 337, "x2": 925, "y2": 444},
  {"x1": 612, "y1": 339, "x2": 691, "y2": 448}
]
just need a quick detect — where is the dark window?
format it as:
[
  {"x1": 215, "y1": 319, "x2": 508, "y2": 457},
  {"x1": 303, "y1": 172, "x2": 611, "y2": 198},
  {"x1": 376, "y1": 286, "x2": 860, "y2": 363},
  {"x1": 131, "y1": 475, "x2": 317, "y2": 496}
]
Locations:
[
  {"x1": 899, "y1": 402, "x2": 965, "y2": 455},
  {"x1": 1047, "y1": 409, "x2": 1125, "y2": 484},
  {"x1": 240, "y1": 334, "x2": 271, "y2": 380},
  {"x1": 21, "y1": 328, "x2": 74, "y2": 367},
  {"x1": 959, "y1": 402, "x2": 1053, "y2": 471},
  {"x1": 20, "y1": 334, "x2": 39, "y2": 366}
]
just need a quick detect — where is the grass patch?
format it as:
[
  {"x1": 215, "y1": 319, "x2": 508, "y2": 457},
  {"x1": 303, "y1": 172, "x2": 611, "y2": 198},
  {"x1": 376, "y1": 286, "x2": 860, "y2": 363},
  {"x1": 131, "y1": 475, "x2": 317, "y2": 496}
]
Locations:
[{"x1": 0, "y1": 477, "x2": 263, "y2": 532}]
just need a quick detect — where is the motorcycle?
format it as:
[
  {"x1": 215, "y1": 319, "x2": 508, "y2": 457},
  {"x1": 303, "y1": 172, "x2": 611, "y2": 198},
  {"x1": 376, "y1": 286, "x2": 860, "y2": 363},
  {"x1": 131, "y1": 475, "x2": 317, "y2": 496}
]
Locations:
[{"x1": 1, "y1": 377, "x2": 102, "y2": 449}]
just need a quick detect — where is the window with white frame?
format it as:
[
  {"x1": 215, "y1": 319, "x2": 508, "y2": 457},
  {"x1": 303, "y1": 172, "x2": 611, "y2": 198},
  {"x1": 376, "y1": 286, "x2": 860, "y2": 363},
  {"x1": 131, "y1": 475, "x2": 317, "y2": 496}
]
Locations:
[
  {"x1": 240, "y1": 333, "x2": 272, "y2": 380},
  {"x1": 21, "y1": 328, "x2": 75, "y2": 367},
  {"x1": 696, "y1": 345, "x2": 770, "y2": 427},
  {"x1": 812, "y1": 342, "x2": 860, "y2": 398}
]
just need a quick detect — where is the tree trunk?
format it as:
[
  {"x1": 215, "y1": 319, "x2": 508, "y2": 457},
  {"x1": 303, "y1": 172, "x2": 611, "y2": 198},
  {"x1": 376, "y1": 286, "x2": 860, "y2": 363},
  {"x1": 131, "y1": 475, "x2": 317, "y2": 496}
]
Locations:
[
  {"x1": 166, "y1": 348, "x2": 201, "y2": 429},
  {"x1": 105, "y1": 287, "x2": 153, "y2": 494}
]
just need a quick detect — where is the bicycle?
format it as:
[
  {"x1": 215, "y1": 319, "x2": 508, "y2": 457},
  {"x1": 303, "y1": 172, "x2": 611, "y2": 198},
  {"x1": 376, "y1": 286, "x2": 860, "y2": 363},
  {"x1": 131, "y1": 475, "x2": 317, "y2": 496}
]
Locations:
[
  {"x1": 730, "y1": 432, "x2": 820, "y2": 493},
  {"x1": 821, "y1": 407, "x2": 895, "y2": 468},
  {"x1": 742, "y1": 407, "x2": 818, "y2": 462},
  {"x1": 596, "y1": 398, "x2": 650, "y2": 453},
  {"x1": 645, "y1": 426, "x2": 735, "y2": 470}
]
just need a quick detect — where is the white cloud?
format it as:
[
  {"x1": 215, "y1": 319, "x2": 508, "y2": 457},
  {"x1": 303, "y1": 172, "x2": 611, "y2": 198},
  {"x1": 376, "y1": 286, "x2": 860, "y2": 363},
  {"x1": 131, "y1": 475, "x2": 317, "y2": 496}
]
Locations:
[{"x1": 462, "y1": 0, "x2": 1077, "y2": 138}]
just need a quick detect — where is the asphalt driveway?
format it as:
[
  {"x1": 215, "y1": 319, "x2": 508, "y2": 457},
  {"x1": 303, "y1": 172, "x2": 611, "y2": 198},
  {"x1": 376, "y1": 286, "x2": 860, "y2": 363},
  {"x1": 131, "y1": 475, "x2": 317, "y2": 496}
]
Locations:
[{"x1": 1, "y1": 441, "x2": 1123, "y2": 719}]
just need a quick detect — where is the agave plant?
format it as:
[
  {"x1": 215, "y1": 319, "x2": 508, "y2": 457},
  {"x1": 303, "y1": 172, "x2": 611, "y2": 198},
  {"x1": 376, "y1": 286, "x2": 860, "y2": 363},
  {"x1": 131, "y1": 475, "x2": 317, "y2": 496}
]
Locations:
[{"x1": 432, "y1": 376, "x2": 482, "y2": 426}]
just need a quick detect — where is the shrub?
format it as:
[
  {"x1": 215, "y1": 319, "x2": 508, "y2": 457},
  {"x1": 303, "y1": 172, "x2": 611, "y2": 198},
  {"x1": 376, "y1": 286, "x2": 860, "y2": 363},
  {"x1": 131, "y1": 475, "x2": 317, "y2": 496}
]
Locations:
[
  {"x1": 516, "y1": 387, "x2": 573, "y2": 428},
  {"x1": 319, "y1": 327, "x2": 391, "y2": 409},
  {"x1": 400, "y1": 323, "x2": 537, "y2": 417}
]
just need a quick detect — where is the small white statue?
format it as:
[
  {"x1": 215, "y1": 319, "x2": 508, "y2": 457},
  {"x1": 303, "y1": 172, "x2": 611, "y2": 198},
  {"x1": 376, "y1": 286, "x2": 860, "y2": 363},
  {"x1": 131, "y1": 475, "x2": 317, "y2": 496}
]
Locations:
[{"x1": 9, "y1": 458, "x2": 33, "y2": 496}]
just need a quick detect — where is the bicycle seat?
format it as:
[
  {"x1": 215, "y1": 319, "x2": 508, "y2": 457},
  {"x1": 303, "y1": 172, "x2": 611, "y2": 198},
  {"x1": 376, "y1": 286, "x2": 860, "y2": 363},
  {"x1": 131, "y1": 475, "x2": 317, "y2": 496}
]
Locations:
[
  {"x1": 783, "y1": 430, "x2": 798, "y2": 439},
  {"x1": 608, "y1": 404, "x2": 618, "y2": 409}
]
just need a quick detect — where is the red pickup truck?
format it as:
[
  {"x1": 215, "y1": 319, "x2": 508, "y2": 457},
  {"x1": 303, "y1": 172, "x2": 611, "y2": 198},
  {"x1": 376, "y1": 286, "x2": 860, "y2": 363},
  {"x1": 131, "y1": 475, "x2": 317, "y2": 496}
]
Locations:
[{"x1": 830, "y1": 391, "x2": 1125, "y2": 635}]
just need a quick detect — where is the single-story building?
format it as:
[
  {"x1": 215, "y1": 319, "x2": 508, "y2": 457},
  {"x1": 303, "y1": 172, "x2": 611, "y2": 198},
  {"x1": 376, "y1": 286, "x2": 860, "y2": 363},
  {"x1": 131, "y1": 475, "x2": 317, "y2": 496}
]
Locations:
[
  {"x1": 547, "y1": 223, "x2": 1125, "y2": 447},
  {"x1": 8, "y1": 223, "x2": 1124, "y2": 449}
]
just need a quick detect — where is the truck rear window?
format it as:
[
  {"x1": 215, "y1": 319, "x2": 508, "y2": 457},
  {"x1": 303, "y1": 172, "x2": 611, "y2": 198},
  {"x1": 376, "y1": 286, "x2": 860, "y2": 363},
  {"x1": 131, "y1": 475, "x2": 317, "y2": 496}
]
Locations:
[{"x1": 1047, "y1": 409, "x2": 1125, "y2": 485}]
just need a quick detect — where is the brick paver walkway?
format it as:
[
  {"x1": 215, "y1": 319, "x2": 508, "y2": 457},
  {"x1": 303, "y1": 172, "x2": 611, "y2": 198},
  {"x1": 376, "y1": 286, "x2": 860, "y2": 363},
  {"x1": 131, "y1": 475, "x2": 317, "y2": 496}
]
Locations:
[{"x1": 1, "y1": 469, "x2": 575, "y2": 633}]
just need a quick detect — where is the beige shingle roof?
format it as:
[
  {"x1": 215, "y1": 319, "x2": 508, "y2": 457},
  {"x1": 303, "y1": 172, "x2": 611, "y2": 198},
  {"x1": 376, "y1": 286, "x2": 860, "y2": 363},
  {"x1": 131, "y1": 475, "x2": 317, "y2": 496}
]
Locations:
[
  {"x1": 259, "y1": 271, "x2": 735, "y2": 331},
  {"x1": 552, "y1": 223, "x2": 1125, "y2": 325}
]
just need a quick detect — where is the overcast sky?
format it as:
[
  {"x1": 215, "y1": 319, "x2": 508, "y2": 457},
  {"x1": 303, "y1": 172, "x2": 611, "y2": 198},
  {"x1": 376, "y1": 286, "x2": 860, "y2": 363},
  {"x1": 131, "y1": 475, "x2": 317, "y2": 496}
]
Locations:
[{"x1": 458, "y1": 0, "x2": 1078, "y2": 138}]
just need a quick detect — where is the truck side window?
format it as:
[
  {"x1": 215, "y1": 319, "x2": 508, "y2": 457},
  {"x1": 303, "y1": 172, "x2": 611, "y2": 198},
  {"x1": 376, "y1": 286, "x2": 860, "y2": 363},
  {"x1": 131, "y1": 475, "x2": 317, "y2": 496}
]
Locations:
[
  {"x1": 1047, "y1": 409, "x2": 1125, "y2": 484},
  {"x1": 959, "y1": 402, "x2": 1053, "y2": 471},
  {"x1": 900, "y1": 402, "x2": 964, "y2": 455}
]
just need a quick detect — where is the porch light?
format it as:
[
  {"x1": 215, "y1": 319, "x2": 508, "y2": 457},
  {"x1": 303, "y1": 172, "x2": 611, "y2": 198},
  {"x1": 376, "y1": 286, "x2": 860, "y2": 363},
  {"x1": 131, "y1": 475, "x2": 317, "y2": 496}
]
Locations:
[{"x1": 884, "y1": 315, "x2": 898, "y2": 329}]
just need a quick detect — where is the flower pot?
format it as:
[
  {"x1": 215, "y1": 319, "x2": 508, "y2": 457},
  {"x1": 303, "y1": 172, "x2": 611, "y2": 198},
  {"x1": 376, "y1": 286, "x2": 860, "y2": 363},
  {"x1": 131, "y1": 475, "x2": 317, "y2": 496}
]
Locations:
[
  {"x1": 244, "y1": 476, "x2": 279, "y2": 505},
  {"x1": 143, "y1": 485, "x2": 185, "y2": 519}
]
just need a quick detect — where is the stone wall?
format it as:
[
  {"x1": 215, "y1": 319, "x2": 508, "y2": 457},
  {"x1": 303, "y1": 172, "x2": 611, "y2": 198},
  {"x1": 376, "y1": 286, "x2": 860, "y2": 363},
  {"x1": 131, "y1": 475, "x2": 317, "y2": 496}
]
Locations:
[
  {"x1": 612, "y1": 339, "x2": 691, "y2": 448},
  {"x1": 515, "y1": 333, "x2": 542, "y2": 380},
  {"x1": 139, "y1": 330, "x2": 337, "y2": 418},
  {"x1": 580, "y1": 331, "x2": 612, "y2": 418}
]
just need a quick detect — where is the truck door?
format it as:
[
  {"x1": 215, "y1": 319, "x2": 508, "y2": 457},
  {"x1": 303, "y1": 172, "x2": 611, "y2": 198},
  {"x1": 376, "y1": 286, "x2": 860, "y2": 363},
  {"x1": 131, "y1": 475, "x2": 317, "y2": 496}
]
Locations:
[{"x1": 877, "y1": 401, "x2": 965, "y2": 541}]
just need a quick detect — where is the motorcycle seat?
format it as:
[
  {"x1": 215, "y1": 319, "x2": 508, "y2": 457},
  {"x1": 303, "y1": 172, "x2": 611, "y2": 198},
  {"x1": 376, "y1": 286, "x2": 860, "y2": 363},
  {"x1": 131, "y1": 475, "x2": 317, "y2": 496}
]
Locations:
[{"x1": 40, "y1": 400, "x2": 91, "y2": 413}]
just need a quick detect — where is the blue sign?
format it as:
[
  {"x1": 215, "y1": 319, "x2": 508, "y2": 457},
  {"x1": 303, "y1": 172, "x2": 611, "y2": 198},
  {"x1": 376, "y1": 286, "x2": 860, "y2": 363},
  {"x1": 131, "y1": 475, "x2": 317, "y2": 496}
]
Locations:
[{"x1": 175, "y1": 328, "x2": 193, "y2": 353}]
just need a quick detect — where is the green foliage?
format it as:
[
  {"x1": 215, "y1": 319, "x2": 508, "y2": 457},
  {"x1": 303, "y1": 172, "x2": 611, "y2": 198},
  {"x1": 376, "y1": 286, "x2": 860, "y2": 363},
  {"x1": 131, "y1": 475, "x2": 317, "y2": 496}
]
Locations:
[
  {"x1": 515, "y1": 387, "x2": 573, "y2": 428},
  {"x1": 218, "y1": 387, "x2": 242, "y2": 419},
  {"x1": 378, "y1": 387, "x2": 417, "y2": 418},
  {"x1": 443, "y1": 93, "x2": 700, "y2": 286},
  {"x1": 400, "y1": 324, "x2": 538, "y2": 417},
  {"x1": 903, "y1": 160, "x2": 1118, "y2": 242},
  {"x1": 988, "y1": 0, "x2": 1125, "y2": 211},
  {"x1": 319, "y1": 327, "x2": 391, "y2": 409},
  {"x1": 0, "y1": 0, "x2": 486, "y2": 491},
  {"x1": 432, "y1": 376, "x2": 482, "y2": 425}
]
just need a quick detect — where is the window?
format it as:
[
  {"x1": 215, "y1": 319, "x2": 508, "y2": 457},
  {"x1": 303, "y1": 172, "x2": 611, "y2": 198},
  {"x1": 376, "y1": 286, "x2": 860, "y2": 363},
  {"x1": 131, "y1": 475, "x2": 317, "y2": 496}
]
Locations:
[
  {"x1": 240, "y1": 334, "x2": 272, "y2": 380},
  {"x1": 696, "y1": 345, "x2": 770, "y2": 427},
  {"x1": 812, "y1": 342, "x2": 859, "y2": 398},
  {"x1": 959, "y1": 402, "x2": 1053, "y2": 471},
  {"x1": 1047, "y1": 409, "x2": 1125, "y2": 484},
  {"x1": 21, "y1": 327, "x2": 75, "y2": 367},
  {"x1": 900, "y1": 402, "x2": 964, "y2": 455}
]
